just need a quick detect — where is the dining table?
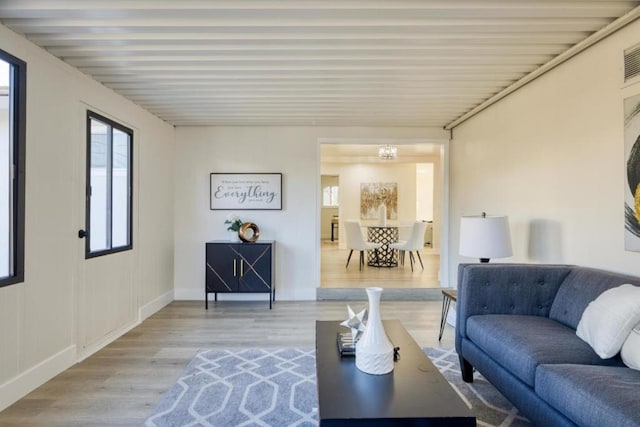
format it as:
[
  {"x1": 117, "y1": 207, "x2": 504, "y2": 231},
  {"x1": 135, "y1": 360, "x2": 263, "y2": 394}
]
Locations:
[{"x1": 366, "y1": 225, "x2": 399, "y2": 267}]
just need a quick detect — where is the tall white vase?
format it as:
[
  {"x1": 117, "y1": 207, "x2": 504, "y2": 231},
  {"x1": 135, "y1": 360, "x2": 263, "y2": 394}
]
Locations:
[
  {"x1": 378, "y1": 205, "x2": 387, "y2": 226},
  {"x1": 355, "y1": 287, "x2": 394, "y2": 375}
]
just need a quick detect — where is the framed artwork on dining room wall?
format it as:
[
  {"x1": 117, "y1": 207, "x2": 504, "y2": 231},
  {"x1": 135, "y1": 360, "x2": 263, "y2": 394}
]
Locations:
[
  {"x1": 210, "y1": 173, "x2": 282, "y2": 210},
  {"x1": 360, "y1": 182, "x2": 398, "y2": 220},
  {"x1": 624, "y1": 94, "x2": 640, "y2": 251}
]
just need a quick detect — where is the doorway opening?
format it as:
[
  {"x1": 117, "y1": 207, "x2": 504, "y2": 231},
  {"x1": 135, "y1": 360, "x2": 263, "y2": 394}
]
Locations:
[{"x1": 318, "y1": 140, "x2": 448, "y2": 291}]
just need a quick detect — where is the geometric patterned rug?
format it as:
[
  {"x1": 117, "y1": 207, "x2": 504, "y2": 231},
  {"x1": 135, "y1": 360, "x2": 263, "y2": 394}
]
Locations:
[
  {"x1": 144, "y1": 347, "x2": 530, "y2": 427},
  {"x1": 423, "y1": 347, "x2": 531, "y2": 427},
  {"x1": 144, "y1": 348, "x2": 317, "y2": 427}
]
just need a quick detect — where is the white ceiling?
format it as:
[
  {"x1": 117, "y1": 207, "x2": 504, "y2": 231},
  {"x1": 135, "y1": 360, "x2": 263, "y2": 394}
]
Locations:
[{"x1": 0, "y1": 1, "x2": 639, "y2": 128}]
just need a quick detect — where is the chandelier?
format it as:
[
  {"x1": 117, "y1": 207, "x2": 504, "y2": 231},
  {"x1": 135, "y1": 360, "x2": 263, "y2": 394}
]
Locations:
[{"x1": 378, "y1": 145, "x2": 397, "y2": 160}]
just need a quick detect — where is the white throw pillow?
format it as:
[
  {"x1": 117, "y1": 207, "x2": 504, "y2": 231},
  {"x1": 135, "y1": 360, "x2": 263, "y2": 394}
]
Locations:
[
  {"x1": 621, "y1": 325, "x2": 640, "y2": 370},
  {"x1": 576, "y1": 284, "x2": 640, "y2": 359}
]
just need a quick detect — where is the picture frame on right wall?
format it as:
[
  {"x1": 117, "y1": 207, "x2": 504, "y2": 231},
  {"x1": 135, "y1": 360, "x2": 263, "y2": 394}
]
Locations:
[{"x1": 624, "y1": 94, "x2": 640, "y2": 251}]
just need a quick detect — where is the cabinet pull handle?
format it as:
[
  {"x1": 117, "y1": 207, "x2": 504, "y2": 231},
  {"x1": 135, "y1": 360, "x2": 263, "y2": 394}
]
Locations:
[
  {"x1": 233, "y1": 259, "x2": 237, "y2": 277},
  {"x1": 240, "y1": 260, "x2": 244, "y2": 276}
]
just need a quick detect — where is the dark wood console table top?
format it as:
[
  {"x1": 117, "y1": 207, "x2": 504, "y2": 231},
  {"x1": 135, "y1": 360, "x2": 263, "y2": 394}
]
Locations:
[{"x1": 315, "y1": 320, "x2": 476, "y2": 426}]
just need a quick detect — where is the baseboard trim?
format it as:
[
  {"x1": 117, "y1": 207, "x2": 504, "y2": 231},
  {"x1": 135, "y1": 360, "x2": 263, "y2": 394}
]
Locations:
[
  {"x1": 0, "y1": 291, "x2": 176, "y2": 412},
  {"x1": 0, "y1": 344, "x2": 76, "y2": 412},
  {"x1": 77, "y1": 318, "x2": 140, "y2": 362},
  {"x1": 140, "y1": 290, "x2": 174, "y2": 321}
]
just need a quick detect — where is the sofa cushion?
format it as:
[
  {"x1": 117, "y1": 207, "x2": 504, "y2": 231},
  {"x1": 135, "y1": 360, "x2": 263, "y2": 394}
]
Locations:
[
  {"x1": 549, "y1": 268, "x2": 640, "y2": 330},
  {"x1": 536, "y1": 364, "x2": 640, "y2": 427},
  {"x1": 577, "y1": 284, "x2": 640, "y2": 358},
  {"x1": 622, "y1": 325, "x2": 640, "y2": 370},
  {"x1": 466, "y1": 315, "x2": 623, "y2": 387}
]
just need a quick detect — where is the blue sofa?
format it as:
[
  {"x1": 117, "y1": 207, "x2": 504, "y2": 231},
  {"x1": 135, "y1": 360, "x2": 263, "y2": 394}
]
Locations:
[{"x1": 456, "y1": 263, "x2": 640, "y2": 427}]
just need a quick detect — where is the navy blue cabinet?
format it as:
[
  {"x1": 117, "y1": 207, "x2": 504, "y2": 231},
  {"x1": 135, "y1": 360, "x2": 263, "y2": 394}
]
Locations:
[{"x1": 205, "y1": 241, "x2": 275, "y2": 309}]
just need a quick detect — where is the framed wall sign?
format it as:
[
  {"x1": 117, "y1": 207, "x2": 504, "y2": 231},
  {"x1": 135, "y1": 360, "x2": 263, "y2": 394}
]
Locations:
[{"x1": 210, "y1": 173, "x2": 282, "y2": 210}]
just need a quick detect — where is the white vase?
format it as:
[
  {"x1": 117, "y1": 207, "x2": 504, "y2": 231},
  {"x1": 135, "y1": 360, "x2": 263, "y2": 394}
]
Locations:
[
  {"x1": 355, "y1": 287, "x2": 394, "y2": 375},
  {"x1": 229, "y1": 230, "x2": 241, "y2": 242},
  {"x1": 378, "y1": 205, "x2": 387, "y2": 226}
]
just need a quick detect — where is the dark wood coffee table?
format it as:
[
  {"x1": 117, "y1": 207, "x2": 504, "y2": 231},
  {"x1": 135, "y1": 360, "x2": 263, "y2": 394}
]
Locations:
[{"x1": 315, "y1": 320, "x2": 476, "y2": 426}]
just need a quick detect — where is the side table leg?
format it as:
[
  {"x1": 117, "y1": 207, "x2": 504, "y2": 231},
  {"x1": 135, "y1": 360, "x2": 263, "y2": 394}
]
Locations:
[{"x1": 438, "y1": 295, "x2": 452, "y2": 341}]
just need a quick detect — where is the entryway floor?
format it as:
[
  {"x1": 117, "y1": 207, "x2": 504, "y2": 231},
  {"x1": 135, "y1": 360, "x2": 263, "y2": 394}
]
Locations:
[{"x1": 320, "y1": 239, "x2": 440, "y2": 289}]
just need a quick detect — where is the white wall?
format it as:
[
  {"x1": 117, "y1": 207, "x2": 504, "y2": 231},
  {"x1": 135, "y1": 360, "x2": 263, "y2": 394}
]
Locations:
[
  {"x1": 449, "y1": 18, "x2": 640, "y2": 283},
  {"x1": 174, "y1": 126, "x2": 448, "y2": 301},
  {"x1": 416, "y1": 163, "x2": 434, "y2": 222},
  {"x1": 0, "y1": 23, "x2": 175, "y2": 410}
]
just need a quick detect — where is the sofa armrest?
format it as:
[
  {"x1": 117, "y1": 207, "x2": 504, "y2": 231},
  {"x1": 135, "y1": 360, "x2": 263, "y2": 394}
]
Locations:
[{"x1": 455, "y1": 263, "x2": 573, "y2": 352}]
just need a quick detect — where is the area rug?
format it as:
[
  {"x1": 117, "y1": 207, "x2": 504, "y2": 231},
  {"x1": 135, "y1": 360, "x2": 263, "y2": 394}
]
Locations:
[
  {"x1": 424, "y1": 347, "x2": 531, "y2": 427},
  {"x1": 144, "y1": 347, "x2": 530, "y2": 427}
]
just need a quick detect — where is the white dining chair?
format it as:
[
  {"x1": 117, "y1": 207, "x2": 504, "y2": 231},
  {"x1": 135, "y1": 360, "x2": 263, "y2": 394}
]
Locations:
[
  {"x1": 389, "y1": 221, "x2": 428, "y2": 271},
  {"x1": 344, "y1": 221, "x2": 383, "y2": 271}
]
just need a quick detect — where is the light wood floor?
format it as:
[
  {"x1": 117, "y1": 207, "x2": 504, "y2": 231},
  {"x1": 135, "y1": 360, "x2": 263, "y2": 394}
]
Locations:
[
  {"x1": 0, "y1": 300, "x2": 455, "y2": 427},
  {"x1": 320, "y1": 239, "x2": 441, "y2": 288}
]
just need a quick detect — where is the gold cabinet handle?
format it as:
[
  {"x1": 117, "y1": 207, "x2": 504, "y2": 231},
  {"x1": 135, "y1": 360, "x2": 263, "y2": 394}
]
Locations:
[
  {"x1": 240, "y1": 260, "x2": 244, "y2": 276},
  {"x1": 233, "y1": 259, "x2": 237, "y2": 277}
]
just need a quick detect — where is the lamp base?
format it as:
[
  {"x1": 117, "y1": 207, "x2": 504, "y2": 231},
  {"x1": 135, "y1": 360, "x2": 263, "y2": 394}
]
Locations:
[{"x1": 479, "y1": 258, "x2": 490, "y2": 263}]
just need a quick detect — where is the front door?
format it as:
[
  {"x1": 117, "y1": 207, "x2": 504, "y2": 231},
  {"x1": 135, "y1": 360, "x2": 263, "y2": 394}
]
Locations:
[{"x1": 76, "y1": 107, "x2": 138, "y2": 357}]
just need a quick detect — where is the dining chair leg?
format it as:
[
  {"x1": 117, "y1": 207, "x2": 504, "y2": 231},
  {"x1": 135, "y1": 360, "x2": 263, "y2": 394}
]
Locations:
[
  {"x1": 409, "y1": 251, "x2": 414, "y2": 272},
  {"x1": 416, "y1": 251, "x2": 424, "y2": 270},
  {"x1": 359, "y1": 251, "x2": 364, "y2": 271},
  {"x1": 346, "y1": 250, "x2": 354, "y2": 269}
]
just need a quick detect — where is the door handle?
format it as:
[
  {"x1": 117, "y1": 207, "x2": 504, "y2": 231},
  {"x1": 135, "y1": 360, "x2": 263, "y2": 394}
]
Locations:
[{"x1": 78, "y1": 229, "x2": 87, "y2": 239}]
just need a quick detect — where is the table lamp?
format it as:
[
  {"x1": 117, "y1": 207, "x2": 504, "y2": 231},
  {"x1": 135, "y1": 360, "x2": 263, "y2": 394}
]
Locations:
[{"x1": 459, "y1": 212, "x2": 513, "y2": 263}]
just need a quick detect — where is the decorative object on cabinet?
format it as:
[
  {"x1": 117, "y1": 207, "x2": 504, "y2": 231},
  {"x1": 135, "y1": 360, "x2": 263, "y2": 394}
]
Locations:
[
  {"x1": 205, "y1": 241, "x2": 275, "y2": 309},
  {"x1": 224, "y1": 213, "x2": 243, "y2": 231},
  {"x1": 210, "y1": 173, "x2": 282, "y2": 210},
  {"x1": 238, "y1": 222, "x2": 260, "y2": 242},
  {"x1": 225, "y1": 213, "x2": 243, "y2": 242}
]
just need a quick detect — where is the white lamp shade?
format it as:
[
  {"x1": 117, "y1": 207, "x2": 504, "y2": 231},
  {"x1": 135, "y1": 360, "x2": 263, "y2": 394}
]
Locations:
[{"x1": 459, "y1": 215, "x2": 513, "y2": 260}]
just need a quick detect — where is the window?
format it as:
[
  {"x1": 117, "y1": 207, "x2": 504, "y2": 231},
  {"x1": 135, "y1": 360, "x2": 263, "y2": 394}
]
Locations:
[
  {"x1": 86, "y1": 111, "x2": 133, "y2": 258},
  {"x1": 0, "y1": 49, "x2": 26, "y2": 288},
  {"x1": 322, "y1": 185, "x2": 339, "y2": 207}
]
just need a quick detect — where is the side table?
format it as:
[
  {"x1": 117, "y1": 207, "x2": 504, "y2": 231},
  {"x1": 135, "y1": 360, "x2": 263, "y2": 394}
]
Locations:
[
  {"x1": 438, "y1": 289, "x2": 457, "y2": 341},
  {"x1": 331, "y1": 218, "x2": 338, "y2": 241}
]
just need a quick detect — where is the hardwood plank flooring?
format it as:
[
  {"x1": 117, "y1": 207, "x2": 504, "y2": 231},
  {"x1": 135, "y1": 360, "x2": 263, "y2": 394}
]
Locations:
[
  {"x1": 320, "y1": 239, "x2": 441, "y2": 288},
  {"x1": 0, "y1": 300, "x2": 455, "y2": 426}
]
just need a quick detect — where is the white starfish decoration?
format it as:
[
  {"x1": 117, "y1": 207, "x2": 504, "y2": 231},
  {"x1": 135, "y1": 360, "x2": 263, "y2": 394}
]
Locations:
[{"x1": 340, "y1": 305, "x2": 368, "y2": 342}]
